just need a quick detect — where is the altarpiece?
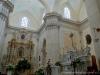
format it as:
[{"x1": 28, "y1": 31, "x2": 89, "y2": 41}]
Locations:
[{"x1": 2, "y1": 29, "x2": 34, "y2": 74}]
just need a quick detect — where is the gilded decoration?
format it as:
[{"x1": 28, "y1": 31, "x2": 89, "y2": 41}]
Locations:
[
  {"x1": 2, "y1": 30, "x2": 34, "y2": 75},
  {"x1": 6, "y1": 38, "x2": 34, "y2": 64}
]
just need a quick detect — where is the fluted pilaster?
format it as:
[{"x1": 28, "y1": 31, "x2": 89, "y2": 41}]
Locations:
[{"x1": 0, "y1": 0, "x2": 14, "y2": 66}]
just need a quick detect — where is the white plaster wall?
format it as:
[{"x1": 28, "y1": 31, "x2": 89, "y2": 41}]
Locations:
[
  {"x1": 81, "y1": 26, "x2": 96, "y2": 55},
  {"x1": 54, "y1": 2, "x2": 85, "y2": 21},
  {"x1": 38, "y1": 27, "x2": 60, "y2": 64},
  {"x1": 58, "y1": 20, "x2": 81, "y2": 56},
  {"x1": 80, "y1": 21, "x2": 100, "y2": 69},
  {"x1": 37, "y1": 28, "x2": 47, "y2": 67},
  {"x1": 85, "y1": 0, "x2": 100, "y2": 68},
  {"x1": 79, "y1": 3, "x2": 88, "y2": 21},
  {"x1": 46, "y1": 28, "x2": 60, "y2": 63},
  {"x1": 32, "y1": 34, "x2": 38, "y2": 58},
  {"x1": 59, "y1": 26, "x2": 81, "y2": 55},
  {"x1": 37, "y1": 26, "x2": 60, "y2": 66}
]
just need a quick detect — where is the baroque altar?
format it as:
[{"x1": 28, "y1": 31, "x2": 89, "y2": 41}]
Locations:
[{"x1": 2, "y1": 29, "x2": 34, "y2": 74}]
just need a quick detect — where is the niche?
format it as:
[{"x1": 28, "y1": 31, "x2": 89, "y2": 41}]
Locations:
[
  {"x1": 85, "y1": 34, "x2": 92, "y2": 45},
  {"x1": 43, "y1": 39, "x2": 46, "y2": 49}
]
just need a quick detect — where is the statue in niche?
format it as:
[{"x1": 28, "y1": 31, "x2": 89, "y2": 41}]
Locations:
[{"x1": 41, "y1": 39, "x2": 47, "y2": 66}]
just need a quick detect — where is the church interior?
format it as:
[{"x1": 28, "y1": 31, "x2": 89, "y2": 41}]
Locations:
[{"x1": 0, "y1": 0, "x2": 100, "y2": 75}]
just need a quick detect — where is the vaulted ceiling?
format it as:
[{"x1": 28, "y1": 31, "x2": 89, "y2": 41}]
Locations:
[{"x1": 9, "y1": 0, "x2": 87, "y2": 31}]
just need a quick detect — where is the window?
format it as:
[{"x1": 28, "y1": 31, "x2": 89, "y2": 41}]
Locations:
[
  {"x1": 42, "y1": 13, "x2": 45, "y2": 24},
  {"x1": 21, "y1": 17, "x2": 29, "y2": 27},
  {"x1": 42, "y1": 20, "x2": 44, "y2": 24},
  {"x1": 64, "y1": 7, "x2": 70, "y2": 19},
  {"x1": 43, "y1": 13, "x2": 45, "y2": 18}
]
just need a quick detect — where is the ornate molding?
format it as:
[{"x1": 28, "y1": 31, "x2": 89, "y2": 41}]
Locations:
[
  {"x1": 43, "y1": 12, "x2": 88, "y2": 25},
  {"x1": 45, "y1": 25, "x2": 59, "y2": 30},
  {"x1": 7, "y1": 26, "x2": 38, "y2": 34},
  {"x1": 43, "y1": 12, "x2": 61, "y2": 21},
  {"x1": 39, "y1": 12, "x2": 88, "y2": 33}
]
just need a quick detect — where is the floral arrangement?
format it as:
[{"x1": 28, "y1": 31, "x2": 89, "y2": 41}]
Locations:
[{"x1": 6, "y1": 64, "x2": 14, "y2": 71}]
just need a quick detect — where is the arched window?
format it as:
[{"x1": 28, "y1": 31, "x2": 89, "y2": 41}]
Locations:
[
  {"x1": 64, "y1": 7, "x2": 70, "y2": 19},
  {"x1": 42, "y1": 13, "x2": 45, "y2": 24},
  {"x1": 21, "y1": 17, "x2": 29, "y2": 27},
  {"x1": 42, "y1": 13, "x2": 45, "y2": 18}
]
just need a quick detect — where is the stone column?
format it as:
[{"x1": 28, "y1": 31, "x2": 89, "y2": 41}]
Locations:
[
  {"x1": 43, "y1": 13, "x2": 61, "y2": 64},
  {"x1": 85, "y1": 0, "x2": 100, "y2": 69},
  {"x1": 0, "y1": 0, "x2": 13, "y2": 66}
]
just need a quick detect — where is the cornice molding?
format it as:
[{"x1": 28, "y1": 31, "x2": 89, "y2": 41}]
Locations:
[
  {"x1": 80, "y1": 18, "x2": 88, "y2": 24},
  {"x1": 8, "y1": 12, "x2": 88, "y2": 34},
  {"x1": 7, "y1": 25, "x2": 38, "y2": 34},
  {"x1": 43, "y1": 12, "x2": 62, "y2": 21},
  {"x1": 43, "y1": 12, "x2": 88, "y2": 25},
  {"x1": 38, "y1": 12, "x2": 88, "y2": 33}
]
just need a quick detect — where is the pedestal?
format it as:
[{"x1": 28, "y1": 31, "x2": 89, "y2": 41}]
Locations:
[{"x1": 51, "y1": 66, "x2": 60, "y2": 75}]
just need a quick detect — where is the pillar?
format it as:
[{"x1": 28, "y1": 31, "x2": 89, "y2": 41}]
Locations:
[
  {"x1": 43, "y1": 13, "x2": 61, "y2": 64},
  {"x1": 0, "y1": 0, "x2": 14, "y2": 69}
]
